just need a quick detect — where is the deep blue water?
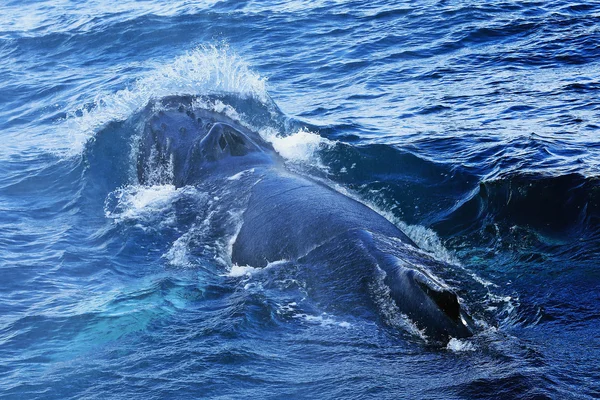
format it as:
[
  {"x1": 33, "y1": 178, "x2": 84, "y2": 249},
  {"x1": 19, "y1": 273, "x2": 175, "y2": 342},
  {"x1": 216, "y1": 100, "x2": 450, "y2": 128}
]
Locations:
[{"x1": 1, "y1": 1, "x2": 599, "y2": 398}]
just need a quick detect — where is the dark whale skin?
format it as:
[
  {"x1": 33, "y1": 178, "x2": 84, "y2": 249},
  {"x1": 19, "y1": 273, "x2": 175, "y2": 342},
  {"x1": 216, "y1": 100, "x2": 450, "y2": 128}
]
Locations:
[
  {"x1": 232, "y1": 172, "x2": 473, "y2": 342},
  {"x1": 137, "y1": 98, "x2": 474, "y2": 343}
]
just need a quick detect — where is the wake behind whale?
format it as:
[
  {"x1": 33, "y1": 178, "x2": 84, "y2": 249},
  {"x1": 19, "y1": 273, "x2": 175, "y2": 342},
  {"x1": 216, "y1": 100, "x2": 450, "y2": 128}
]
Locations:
[{"x1": 134, "y1": 96, "x2": 475, "y2": 343}]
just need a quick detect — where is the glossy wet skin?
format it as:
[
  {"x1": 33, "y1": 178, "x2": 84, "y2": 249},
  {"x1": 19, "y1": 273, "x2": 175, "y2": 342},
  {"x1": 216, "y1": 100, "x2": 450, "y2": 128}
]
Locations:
[
  {"x1": 138, "y1": 101, "x2": 473, "y2": 343},
  {"x1": 137, "y1": 99, "x2": 275, "y2": 187}
]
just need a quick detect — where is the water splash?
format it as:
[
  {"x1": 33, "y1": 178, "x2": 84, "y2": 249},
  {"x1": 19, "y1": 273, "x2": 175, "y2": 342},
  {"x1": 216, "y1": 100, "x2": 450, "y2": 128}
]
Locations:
[
  {"x1": 446, "y1": 338, "x2": 476, "y2": 352},
  {"x1": 59, "y1": 46, "x2": 268, "y2": 157},
  {"x1": 260, "y1": 126, "x2": 336, "y2": 164},
  {"x1": 104, "y1": 184, "x2": 204, "y2": 225}
]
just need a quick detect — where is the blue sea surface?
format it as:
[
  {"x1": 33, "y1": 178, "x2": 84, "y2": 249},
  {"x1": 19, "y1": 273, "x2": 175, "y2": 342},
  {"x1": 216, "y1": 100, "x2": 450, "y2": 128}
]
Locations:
[{"x1": 1, "y1": 1, "x2": 599, "y2": 398}]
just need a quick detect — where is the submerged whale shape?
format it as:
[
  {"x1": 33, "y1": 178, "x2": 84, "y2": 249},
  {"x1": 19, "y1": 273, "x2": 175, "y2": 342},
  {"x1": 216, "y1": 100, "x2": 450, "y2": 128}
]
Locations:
[{"x1": 137, "y1": 97, "x2": 473, "y2": 343}]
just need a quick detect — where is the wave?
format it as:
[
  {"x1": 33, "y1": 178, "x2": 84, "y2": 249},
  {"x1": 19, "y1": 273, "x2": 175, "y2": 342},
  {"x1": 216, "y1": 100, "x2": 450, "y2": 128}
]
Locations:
[
  {"x1": 73, "y1": 72, "x2": 599, "y2": 348},
  {"x1": 76, "y1": 92, "x2": 504, "y2": 343},
  {"x1": 57, "y1": 46, "x2": 269, "y2": 157},
  {"x1": 435, "y1": 172, "x2": 600, "y2": 238},
  {"x1": 83, "y1": 90, "x2": 600, "y2": 264},
  {"x1": 302, "y1": 138, "x2": 600, "y2": 245},
  {"x1": 0, "y1": 1, "x2": 224, "y2": 37}
]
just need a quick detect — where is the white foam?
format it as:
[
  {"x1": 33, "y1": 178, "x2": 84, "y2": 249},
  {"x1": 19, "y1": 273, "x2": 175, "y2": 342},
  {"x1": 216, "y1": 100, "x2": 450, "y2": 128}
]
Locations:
[
  {"x1": 161, "y1": 188, "x2": 252, "y2": 269},
  {"x1": 226, "y1": 258, "x2": 289, "y2": 278},
  {"x1": 396, "y1": 222, "x2": 461, "y2": 266},
  {"x1": 471, "y1": 274, "x2": 497, "y2": 288},
  {"x1": 105, "y1": 184, "x2": 183, "y2": 223},
  {"x1": 446, "y1": 338, "x2": 476, "y2": 352},
  {"x1": 58, "y1": 45, "x2": 268, "y2": 157},
  {"x1": 226, "y1": 264, "x2": 260, "y2": 277},
  {"x1": 164, "y1": 229, "x2": 194, "y2": 268},
  {"x1": 293, "y1": 313, "x2": 352, "y2": 328},
  {"x1": 264, "y1": 259, "x2": 290, "y2": 268},
  {"x1": 192, "y1": 97, "x2": 245, "y2": 123},
  {"x1": 222, "y1": 206, "x2": 249, "y2": 267},
  {"x1": 227, "y1": 168, "x2": 255, "y2": 181},
  {"x1": 260, "y1": 127, "x2": 335, "y2": 163}
]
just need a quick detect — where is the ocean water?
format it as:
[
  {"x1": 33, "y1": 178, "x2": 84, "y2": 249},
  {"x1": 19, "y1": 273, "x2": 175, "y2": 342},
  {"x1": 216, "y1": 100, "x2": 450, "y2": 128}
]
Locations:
[{"x1": 1, "y1": 0, "x2": 599, "y2": 399}]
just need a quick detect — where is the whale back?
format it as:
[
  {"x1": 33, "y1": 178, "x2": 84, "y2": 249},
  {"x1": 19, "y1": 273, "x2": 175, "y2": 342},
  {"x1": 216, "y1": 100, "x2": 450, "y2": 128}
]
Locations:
[
  {"x1": 135, "y1": 100, "x2": 474, "y2": 343},
  {"x1": 232, "y1": 172, "x2": 415, "y2": 267},
  {"x1": 296, "y1": 229, "x2": 473, "y2": 342}
]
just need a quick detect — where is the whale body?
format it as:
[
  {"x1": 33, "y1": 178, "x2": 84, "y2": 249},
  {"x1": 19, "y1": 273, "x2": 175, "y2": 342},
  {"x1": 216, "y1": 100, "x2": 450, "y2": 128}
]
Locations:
[{"x1": 137, "y1": 97, "x2": 473, "y2": 343}]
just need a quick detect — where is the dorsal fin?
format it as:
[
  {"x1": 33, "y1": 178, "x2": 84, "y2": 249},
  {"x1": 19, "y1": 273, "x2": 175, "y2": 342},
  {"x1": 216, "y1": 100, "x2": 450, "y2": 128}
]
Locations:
[{"x1": 414, "y1": 274, "x2": 461, "y2": 321}]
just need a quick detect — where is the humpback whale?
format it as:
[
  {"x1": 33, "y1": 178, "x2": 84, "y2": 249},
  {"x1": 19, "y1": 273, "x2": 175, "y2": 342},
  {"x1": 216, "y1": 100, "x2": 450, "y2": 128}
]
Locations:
[{"x1": 137, "y1": 97, "x2": 474, "y2": 343}]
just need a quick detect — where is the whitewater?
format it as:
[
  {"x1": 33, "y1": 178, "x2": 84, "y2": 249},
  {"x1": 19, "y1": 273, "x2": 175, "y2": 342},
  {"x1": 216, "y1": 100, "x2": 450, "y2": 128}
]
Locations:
[{"x1": 1, "y1": 1, "x2": 599, "y2": 399}]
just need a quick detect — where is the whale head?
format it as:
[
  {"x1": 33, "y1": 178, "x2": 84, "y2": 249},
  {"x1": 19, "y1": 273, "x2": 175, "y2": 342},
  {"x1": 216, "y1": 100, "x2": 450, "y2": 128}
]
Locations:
[{"x1": 137, "y1": 101, "x2": 275, "y2": 187}]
